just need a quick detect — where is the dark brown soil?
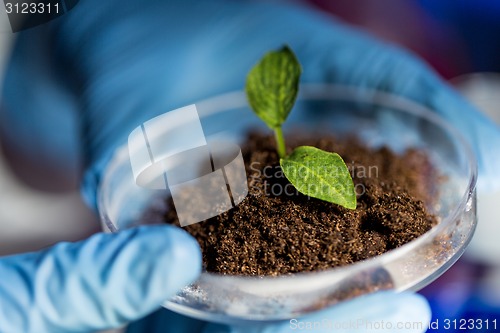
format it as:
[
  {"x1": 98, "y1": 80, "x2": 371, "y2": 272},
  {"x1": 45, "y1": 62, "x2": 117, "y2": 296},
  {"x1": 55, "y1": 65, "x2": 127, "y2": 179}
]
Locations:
[{"x1": 160, "y1": 132, "x2": 438, "y2": 276}]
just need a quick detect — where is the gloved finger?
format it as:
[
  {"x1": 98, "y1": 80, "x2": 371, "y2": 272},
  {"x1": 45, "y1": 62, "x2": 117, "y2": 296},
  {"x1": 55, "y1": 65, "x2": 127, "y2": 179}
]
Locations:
[
  {"x1": 203, "y1": 291, "x2": 431, "y2": 333},
  {"x1": 418, "y1": 82, "x2": 500, "y2": 193},
  {"x1": 0, "y1": 225, "x2": 201, "y2": 333}
]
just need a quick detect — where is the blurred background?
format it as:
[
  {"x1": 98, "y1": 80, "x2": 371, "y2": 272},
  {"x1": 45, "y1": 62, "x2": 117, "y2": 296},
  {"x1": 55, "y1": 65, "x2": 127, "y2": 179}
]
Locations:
[{"x1": 0, "y1": 1, "x2": 499, "y2": 332}]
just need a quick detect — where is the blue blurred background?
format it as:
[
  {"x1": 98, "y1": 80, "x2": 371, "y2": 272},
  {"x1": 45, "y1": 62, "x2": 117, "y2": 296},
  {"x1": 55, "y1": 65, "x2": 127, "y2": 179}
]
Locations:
[{"x1": 310, "y1": 0, "x2": 500, "y2": 78}]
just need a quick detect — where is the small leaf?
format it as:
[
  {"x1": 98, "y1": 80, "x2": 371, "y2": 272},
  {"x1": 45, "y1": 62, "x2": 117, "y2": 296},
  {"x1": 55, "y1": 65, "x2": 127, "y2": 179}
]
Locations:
[
  {"x1": 280, "y1": 146, "x2": 357, "y2": 209},
  {"x1": 245, "y1": 46, "x2": 302, "y2": 129}
]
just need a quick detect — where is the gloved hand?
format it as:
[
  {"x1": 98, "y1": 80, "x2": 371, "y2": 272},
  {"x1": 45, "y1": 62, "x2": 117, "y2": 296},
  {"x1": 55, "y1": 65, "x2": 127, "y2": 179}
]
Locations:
[
  {"x1": 2, "y1": 0, "x2": 499, "y2": 201},
  {"x1": 0, "y1": 233, "x2": 430, "y2": 333},
  {"x1": 127, "y1": 292, "x2": 430, "y2": 333},
  {"x1": 1, "y1": 0, "x2": 499, "y2": 332},
  {"x1": 0, "y1": 225, "x2": 202, "y2": 332}
]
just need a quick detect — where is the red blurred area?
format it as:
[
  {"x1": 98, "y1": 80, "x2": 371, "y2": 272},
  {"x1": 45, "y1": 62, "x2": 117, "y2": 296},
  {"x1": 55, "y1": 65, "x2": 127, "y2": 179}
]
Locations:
[{"x1": 307, "y1": 0, "x2": 471, "y2": 79}]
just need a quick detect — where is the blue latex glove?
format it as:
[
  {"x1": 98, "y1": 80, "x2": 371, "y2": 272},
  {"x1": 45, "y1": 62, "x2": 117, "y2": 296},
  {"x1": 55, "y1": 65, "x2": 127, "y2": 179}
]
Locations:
[
  {"x1": 1, "y1": 0, "x2": 498, "y2": 199},
  {"x1": 1, "y1": 0, "x2": 499, "y2": 332},
  {"x1": 0, "y1": 228, "x2": 429, "y2": 332},
  {"x1": 0, "y1": 226, "x2": 202, "y2": 332},
  {"x1": 127, "y1": 292, "x2": 430, "y2": 333}
]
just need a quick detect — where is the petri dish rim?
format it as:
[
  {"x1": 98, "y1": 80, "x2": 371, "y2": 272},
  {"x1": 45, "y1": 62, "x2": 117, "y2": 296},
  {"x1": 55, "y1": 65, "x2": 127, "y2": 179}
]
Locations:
[{"x1": 97, "y1": 84, "x2": 478, "y2": 319}]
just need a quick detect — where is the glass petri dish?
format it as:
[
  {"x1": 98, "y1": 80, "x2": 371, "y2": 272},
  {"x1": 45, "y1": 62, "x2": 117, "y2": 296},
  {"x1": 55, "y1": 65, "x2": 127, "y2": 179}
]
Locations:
[{"x1": 98, "y1": 84, "x2": 477, "y2": 324}]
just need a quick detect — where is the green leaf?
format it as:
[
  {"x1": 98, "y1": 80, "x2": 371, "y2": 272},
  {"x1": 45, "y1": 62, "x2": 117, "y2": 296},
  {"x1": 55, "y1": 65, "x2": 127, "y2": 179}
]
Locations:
[
  {"x1": 245, "y1": 45, "x2": 302, "y2": 129},
  {"x1": 280, "y1": 146, "x2": 357, "y2": 209}
]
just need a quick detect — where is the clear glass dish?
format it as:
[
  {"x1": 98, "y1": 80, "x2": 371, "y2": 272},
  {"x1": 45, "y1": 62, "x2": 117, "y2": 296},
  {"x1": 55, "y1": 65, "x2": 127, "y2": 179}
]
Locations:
[{"x1": 98, "y1": 84, "x2": 477, "y2": 324}]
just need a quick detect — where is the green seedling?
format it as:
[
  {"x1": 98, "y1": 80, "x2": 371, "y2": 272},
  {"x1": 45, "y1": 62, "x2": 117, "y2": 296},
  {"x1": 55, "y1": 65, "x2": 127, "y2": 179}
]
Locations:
[{"x1": 246, "y1": 46, "x2": 357, "y2": 209}]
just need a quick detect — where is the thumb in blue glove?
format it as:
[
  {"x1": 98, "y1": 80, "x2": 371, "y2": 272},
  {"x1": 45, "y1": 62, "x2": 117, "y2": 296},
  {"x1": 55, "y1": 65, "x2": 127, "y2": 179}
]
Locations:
[{"x1": 0, "y1": 225, "x2": 201, "y2": 333}]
